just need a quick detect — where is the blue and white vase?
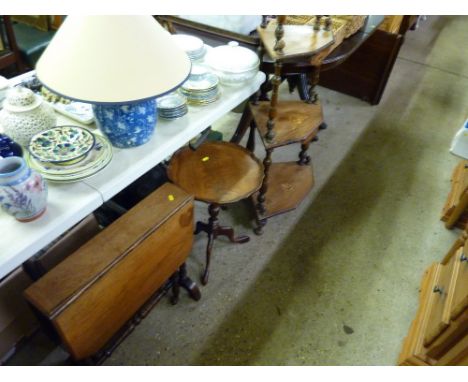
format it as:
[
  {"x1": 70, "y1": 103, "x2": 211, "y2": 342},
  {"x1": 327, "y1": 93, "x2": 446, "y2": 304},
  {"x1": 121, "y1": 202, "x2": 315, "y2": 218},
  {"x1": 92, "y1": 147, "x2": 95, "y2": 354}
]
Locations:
[
  {"x1": 93, "y1": 99, "x2": 157, "y2": 148},
  {"x1": 0, "y1": 156, "x2": 48, "y2": 222}
]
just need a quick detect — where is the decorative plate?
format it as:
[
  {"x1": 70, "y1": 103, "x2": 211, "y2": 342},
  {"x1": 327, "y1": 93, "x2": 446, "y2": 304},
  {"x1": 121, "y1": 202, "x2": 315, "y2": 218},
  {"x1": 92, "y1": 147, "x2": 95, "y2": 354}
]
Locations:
[
  {"x1": 26, "y1": 134, "x2": 113, "y2": 182},
  {"x1": 28, "y1": 125, "x2": 95, "y2": 164}
]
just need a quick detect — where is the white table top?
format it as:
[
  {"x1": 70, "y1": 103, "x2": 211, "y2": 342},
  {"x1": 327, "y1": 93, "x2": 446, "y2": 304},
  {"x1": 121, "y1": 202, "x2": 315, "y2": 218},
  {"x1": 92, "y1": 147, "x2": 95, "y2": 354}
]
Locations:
[{"x1": 0, "y1": 71, "x2": 266, "y2": 279}]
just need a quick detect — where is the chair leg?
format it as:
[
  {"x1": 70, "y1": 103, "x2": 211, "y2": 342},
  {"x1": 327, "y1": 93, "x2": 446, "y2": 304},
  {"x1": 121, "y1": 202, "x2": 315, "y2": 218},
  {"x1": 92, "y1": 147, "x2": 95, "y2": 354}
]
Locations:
[{"x1": 231, "y1": 103, "x2": 253, "y2": 144}]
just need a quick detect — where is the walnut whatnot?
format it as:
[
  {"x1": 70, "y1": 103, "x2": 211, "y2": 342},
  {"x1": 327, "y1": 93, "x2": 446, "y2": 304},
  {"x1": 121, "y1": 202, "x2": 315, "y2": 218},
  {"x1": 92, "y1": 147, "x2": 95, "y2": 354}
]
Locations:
[{"x1": 249, "y1": 16, "x2": 328, "y2": 234}]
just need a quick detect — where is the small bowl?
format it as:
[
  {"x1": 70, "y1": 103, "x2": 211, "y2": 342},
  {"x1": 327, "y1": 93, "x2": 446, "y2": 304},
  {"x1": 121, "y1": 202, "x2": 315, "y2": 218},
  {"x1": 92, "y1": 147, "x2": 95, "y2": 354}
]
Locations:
[{"x1": 28, "y1": 125, "x2": 96, "y2": 165}]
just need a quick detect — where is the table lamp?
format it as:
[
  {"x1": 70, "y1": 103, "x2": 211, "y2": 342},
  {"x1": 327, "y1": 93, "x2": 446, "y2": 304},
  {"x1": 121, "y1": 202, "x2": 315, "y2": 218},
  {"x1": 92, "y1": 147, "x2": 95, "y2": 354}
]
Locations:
[{"x1": 35, "y1": 16, "x2": 191, "y2": 148}]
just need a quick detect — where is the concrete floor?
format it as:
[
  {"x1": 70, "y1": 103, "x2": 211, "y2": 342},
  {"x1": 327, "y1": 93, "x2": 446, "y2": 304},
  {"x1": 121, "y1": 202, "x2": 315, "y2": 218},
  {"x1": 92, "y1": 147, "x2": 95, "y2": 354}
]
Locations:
[{"x1": 7, "y1": 16, "x2": 468, "y2": 365}]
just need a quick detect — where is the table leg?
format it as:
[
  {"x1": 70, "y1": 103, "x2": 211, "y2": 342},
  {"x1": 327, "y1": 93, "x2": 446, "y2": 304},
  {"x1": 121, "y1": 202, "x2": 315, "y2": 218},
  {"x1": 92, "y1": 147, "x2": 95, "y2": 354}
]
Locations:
[{"x1": 178, "y1": 263, "x2": 201, "y2": 301}]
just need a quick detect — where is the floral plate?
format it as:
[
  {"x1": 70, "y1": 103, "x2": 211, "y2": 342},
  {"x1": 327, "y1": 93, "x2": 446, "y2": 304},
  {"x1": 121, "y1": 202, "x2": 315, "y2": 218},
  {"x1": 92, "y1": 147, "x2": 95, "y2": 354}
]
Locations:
[
  {"x1": 28, "y1": 125, "x2": 95, "y2": 164},
  {"x1": 25, "y1": 134, "x2": 113, "y2": 182}
]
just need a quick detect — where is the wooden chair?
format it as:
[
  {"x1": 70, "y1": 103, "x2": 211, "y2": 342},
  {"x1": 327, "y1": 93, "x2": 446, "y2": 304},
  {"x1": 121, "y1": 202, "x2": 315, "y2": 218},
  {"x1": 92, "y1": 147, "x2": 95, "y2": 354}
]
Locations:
[
  {"x1": 0, "y1": 16, "x2": 27, "y2": 75},
  {"x1": 167, "y1": 140, "x2": 263, "y2": 285}
]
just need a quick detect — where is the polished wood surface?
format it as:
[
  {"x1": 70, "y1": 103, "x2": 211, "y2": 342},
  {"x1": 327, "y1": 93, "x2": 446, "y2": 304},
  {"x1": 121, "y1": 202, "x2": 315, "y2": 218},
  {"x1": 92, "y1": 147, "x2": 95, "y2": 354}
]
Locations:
[
  {"x1": 258, "y1": 20, "x2": 334, "y2": 61},
  {"x1": 25, "y1": 183, "x2": 196, "y2": 360},
  {"x1": 167, "y1": 141, "x2": 264, "y2": 205},
  {"x1": 424, "y1": 259, "x2": 455, "y2": 346},
  {"x1": 250, "y1": 101, "x2": 323, "y2": 149},
  {"x1": 426, "y1": 309, "x2": 468, "y2": 362},
  {"x1": 398, "y1": 264, "x2": 439, "y2": 365},
  {"x1": 450, "y1": 248, "x2": 468, "y2": 320},
  {"x1": 25, "y1": 183, "x2": 192, "y2": 317},
  {"x1": 441, "y1": 160, "x2": 468, "y2": 229},
  {"x1": 437, "y1": 332, "x2": 468, "y2": 365},
  {"x1": 252, "y1": 162, "x2": 314, "y2": 221}
]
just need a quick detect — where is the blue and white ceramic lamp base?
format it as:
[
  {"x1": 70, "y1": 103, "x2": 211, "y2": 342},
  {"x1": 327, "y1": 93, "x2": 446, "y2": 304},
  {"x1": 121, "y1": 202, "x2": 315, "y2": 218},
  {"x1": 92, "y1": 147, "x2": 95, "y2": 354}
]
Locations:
[{"x1": 93, "y1": 99, "x2": 157, "y2": 149}]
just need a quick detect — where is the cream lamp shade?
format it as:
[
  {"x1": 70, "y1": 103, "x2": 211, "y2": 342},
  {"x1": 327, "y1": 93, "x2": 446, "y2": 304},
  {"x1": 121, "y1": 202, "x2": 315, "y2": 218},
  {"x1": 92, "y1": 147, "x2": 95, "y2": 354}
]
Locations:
[{"x1": 36, "y1": 15, "x2": 191, "y2": 104}]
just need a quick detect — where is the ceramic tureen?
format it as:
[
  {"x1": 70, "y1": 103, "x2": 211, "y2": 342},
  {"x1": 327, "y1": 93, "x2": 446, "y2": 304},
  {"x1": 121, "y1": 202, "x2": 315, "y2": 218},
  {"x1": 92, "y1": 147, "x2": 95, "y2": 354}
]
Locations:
[
  {"x1": 203, "y1": 41, "x2": 259, "y2": 86},
  {"x1": 0, "y1": 86, "x2": 56, "y2": 146}
]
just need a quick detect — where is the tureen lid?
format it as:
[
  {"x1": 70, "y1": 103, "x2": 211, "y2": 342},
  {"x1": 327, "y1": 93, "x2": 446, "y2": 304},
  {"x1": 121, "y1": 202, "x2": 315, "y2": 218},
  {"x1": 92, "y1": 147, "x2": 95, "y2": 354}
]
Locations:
[
  {"x1": 3, "y1": 86, "x2": 43, "y2": 113},
  {"x1": 204, "y1": 41, "x2": 259, "y2": 73}
]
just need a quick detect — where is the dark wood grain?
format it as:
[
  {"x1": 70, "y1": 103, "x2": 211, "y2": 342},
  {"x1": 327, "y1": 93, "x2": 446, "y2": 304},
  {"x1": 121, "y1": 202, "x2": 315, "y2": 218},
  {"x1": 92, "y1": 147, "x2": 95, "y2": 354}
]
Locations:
[
  {"x1": 250, "y1": 100, "x2": 322, "y2": 149},
  {"x1": 252, "y1": 161, "x2": 315, "y2": 221},
  {"x1": 167, "y1": 141, "x2": 264, "y2": 205},
  {"x1": 24, "y1": 183, "x2": 195, "y2": 360}
]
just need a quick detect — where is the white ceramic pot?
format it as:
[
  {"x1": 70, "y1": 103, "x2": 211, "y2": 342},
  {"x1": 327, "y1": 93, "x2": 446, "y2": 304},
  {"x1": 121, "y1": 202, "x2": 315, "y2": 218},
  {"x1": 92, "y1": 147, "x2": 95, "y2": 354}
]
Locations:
[
  {"x1": 204, "y1": 41, "x2": 260, "y2": 86},
  {"x1": 0, "y1": 87, "x2": 56, "y2": 147}
]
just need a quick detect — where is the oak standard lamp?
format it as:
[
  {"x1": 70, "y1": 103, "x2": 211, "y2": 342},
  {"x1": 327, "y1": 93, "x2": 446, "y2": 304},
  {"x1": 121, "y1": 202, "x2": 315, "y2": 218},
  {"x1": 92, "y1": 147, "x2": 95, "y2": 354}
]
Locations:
[{"x1": 35, "y1": 15, "x2": 191, "y2": 148}]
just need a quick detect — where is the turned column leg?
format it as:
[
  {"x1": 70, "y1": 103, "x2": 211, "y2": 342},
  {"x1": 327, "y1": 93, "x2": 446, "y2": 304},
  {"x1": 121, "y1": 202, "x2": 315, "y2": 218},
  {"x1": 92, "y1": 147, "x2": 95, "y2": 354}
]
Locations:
[
  {"x1": 298, "y1": 140, "x2": 311, "y2": 165},
  {"x1": 306, "y1": 67, "x2": 321, "y2": 104},
  {"x1": 247, "y1": 118, "x2": 257, "y2": 153},
  {"x1": 255, "y1": 148, "x2": 273, "y2": 235},
  {"x1": 231, "y1": 103, "x2": 253, "y2": 144},
  {"x1": 265, "y1": 62, "x2": 282, "y2": 143}
]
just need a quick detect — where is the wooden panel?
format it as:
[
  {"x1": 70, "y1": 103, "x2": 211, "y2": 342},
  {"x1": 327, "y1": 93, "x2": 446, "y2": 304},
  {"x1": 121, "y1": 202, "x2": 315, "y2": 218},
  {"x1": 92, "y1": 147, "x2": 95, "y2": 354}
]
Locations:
[
  {"x1": 424, "y1": 256, "x2": 457, "y2": 346},
  {"x1": 24, "y1": 183, "x2": 192, "y2": 317},
  {"x1": 426, "y1": 309, "x2": 468, "y2": 360},
  {"x1": 53, "y1": 201, "x2": 194, "y2": 360},
  {"x1": 398, "y1": 264, "x2": 439, "y2": 365},
  {"x1": 450, "y1": 249, "x2": 468, "y2": 320},
  {"x1": 441, "y1": 230, "x2": 468, "y2": 265},
  {"x1": 436, "y1": 333, "x2": 468, "y2": 366},
  {"x1": 441, "y1": 160, "x2": 468, "y2": 229}
]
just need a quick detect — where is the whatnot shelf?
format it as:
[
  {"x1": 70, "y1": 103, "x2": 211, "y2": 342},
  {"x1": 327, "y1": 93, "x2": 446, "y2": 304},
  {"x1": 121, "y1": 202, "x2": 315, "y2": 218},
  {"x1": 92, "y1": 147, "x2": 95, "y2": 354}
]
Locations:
[
  {"x1": 251, "y1": 161, "x2": 314, "y2": 221},
  {"x1": 250, "y1": 100, "x2": 323, "y2": 149}
]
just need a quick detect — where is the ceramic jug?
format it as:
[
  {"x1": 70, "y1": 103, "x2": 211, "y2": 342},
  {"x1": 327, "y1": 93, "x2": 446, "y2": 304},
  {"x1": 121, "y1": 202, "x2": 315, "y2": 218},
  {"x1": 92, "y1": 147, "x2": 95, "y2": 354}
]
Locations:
[
  {"x1": 0, "y1": 86, "x2": 56, "y2": 146},
  {"x1": 0, "y1": 156, "x2": 48, "y2": 222}
]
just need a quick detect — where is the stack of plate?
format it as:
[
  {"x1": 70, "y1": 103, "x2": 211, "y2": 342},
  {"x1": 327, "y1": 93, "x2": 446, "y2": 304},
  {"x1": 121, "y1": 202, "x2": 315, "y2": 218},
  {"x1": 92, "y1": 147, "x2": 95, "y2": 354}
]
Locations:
[
  {"x1": 172, "y1": 34, "x2": 206, "y2": 61},
  {"x1": 26, "y1": 125, "x2": 112, "y2": 183},
  {"x1": 180, "y1": 65, "x2": 220, "y2": 106},
  {"x1": 157, "y1": 92, "x2": 188, "y2": 120}
]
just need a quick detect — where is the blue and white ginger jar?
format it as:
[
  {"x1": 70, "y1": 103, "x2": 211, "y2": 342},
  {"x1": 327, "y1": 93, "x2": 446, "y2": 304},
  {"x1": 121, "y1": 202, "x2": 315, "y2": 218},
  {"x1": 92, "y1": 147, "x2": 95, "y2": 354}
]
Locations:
[{"x1": 93, "y1": 99, "x2": 157, "y2": 148}]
